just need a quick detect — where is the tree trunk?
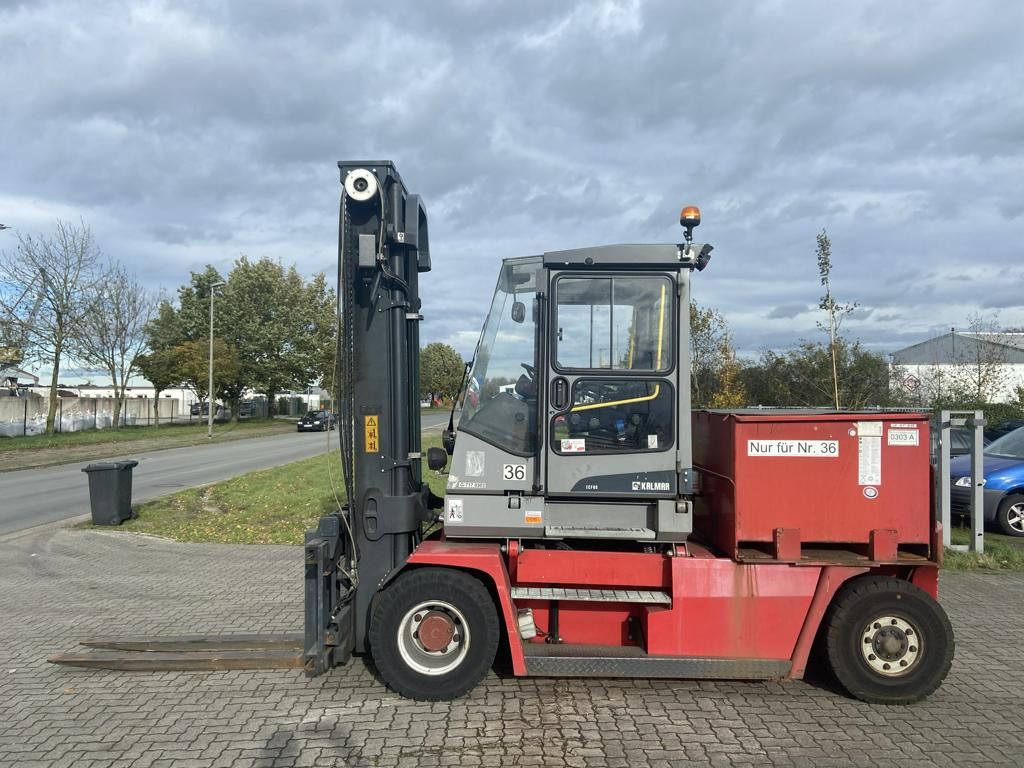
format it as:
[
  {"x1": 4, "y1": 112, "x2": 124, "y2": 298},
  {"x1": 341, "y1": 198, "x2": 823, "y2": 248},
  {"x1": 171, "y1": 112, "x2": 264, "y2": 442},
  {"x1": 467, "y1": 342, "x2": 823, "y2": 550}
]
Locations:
[
  {"x1": 46, "y1": 347, "x2": 61, "y2": 436},
  {"x1": 267, "y1": 387, "x2": 277, "y2": 417},
  {"x1": 153, "y1": 390, "x2": 162, "y2": 426},
  {"x1": 112, "y1": 390, "x2": 123, "y2": 429},
  {"x1": 230, "y1": 396, "x2": 240, "y2": 424}
]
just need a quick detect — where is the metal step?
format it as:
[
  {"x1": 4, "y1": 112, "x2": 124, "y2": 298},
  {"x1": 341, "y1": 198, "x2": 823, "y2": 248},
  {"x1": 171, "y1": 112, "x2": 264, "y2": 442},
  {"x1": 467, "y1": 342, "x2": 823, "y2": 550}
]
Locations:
[
  {"x1": 521, "y1": 643, "x2": 790, "y2": 680},
  {"x1": 511, "y1": 587, "x2": 671, "y2": 605},
  {"x1": 544, "y1": 526, "x2": 656, "y2": 540}
]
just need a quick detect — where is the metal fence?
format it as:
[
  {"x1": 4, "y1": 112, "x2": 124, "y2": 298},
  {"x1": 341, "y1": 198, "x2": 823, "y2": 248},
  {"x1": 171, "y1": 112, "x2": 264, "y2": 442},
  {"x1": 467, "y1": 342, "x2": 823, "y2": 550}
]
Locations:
[{"x1": 0, "y1": 396, "x2": 269, "y2": 437}]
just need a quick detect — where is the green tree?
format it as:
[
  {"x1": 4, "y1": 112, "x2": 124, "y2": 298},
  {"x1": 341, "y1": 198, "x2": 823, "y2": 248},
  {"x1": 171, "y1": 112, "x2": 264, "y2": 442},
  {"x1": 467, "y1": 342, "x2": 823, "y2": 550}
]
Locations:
[
  {"x1": 171, "y1": 338, "x2": 241, "y2": 404},
  {"x1": 217, "y1": 257, "x2": 334, "y2": 416},
  {"x1": 741, "y1": 339, "x2": 889, "y2": 409},
  {"x1": 149, "y1": 259, "x2": 335, "y2": 420},
  {"x1": 420, "y1": 342, "x2": 465, "y2": 405},
  {"x1": 707, "y1": 338, "x2": 747, "y2": 408},
  {"x1": 689, "y1": 301, "x2": 746, "y2": 407},
  {"x1": 136, "y1": 346, "x2": 182, "y2": 424}
]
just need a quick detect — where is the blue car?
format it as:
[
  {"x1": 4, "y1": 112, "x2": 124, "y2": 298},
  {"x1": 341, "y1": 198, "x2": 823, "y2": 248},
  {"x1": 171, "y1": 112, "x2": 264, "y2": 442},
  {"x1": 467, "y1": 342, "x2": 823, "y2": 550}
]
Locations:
[{"x1": 949, "y1": 427, "x2": 1024, "y2": 536}]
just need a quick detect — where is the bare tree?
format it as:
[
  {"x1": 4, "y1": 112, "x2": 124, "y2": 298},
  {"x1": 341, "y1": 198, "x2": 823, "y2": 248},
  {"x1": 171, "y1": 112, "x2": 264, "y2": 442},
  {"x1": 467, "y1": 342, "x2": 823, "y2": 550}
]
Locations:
[
  {"x1": 948, "y1": 314, "x2": 1010, "y2": 404},
  {"x1": 0, "y1": 220, "x2": 102, "y2": 434},
  {"x1": 816, "y1": 230, "x2": 857, "y2": 408},
  {"x1": 77, "y1": 263, "x2": 158, "y2": 427}
]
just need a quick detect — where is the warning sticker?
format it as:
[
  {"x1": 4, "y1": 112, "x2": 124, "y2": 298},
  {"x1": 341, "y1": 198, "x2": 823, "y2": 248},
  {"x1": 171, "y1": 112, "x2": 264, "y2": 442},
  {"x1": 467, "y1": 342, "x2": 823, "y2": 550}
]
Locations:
[
  {"x1": 524, "y1": 510, "x2": 543, "y2": 525},
  {"x1": 561, "y1": 438, "x2": 586, "y2": 453},
  {"x1": 857, "y1": 421, "x2": 884, "y2": 437},
  {"x1": 858, "y1": 436, "x2": 882, "y2": 485},
  {"x1": 465, "y1": 450, "x2": 486, "y2": 477},
  {"x1": 363, "y1": 415, "x2": 379, "y2": 452},
  {"x1": 446, "y1": 498, "x2": 464, "y2": 522}
]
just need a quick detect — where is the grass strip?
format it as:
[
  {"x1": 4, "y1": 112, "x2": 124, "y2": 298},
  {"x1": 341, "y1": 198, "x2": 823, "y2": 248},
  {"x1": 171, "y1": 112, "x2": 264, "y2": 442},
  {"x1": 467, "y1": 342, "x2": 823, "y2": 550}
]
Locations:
[
  {"x1": 91, "y1": 435, "x2": 449, "y2": 545},
  {"x1": 944, "y1": 527, "x2": 1024, "y2": 571},
  {"x1": 1, "y1": 418, "x2": 290, "y2": 452}
]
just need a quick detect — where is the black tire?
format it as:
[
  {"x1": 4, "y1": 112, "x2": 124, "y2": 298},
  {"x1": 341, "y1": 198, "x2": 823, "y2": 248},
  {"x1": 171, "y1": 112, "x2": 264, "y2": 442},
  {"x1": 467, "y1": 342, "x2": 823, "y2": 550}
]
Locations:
[
  {"x1": 996, "y1": 494, "x2": 1024, "y2": 537},
  {"x1": 824, "y1": 576, "x2": 954, "y2": 704},
  {"x1": 369, "y1": 567, "x2": 500, "y2": 701}
]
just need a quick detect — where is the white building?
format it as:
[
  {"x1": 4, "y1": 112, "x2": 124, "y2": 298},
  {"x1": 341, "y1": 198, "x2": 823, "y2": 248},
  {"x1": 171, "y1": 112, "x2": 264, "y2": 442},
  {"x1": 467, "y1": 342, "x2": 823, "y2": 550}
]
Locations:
[{"x1": 891, "y1": 331, "x2": 1024, "y2": 402}]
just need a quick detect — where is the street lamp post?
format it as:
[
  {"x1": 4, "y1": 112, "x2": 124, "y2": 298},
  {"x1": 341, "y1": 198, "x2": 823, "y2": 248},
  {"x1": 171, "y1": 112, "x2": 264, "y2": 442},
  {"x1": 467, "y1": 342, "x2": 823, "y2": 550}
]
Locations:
[{"x1": 208, "y1": 281, "x2": 226, "y2": 439}]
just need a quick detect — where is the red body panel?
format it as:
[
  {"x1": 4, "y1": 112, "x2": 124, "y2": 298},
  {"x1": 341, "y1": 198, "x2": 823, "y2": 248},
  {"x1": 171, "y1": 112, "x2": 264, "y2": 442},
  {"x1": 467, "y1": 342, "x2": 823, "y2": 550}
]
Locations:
[
  {"x1": 404, "y1": 540, "x2": 916, "y2": 678},
  {"x1": 515, "y1": 549, "x2": 669, "y2": 588},
  {"x1": 692, "y1": 411, "x2": 932, "y2": 558},
  {"x1": 406, "y1": 540, "x2": 526, "y2": 675},
  {"x1": 643, "y1": 557, "x2": 820, "y2": 659}
]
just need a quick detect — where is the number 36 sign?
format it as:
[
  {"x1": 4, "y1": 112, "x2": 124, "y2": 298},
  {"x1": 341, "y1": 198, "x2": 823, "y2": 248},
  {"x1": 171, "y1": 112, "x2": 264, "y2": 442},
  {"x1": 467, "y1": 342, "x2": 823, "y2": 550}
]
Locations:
[{"x1": 503, "y1": 464, "x2": 526, "y2": 480}]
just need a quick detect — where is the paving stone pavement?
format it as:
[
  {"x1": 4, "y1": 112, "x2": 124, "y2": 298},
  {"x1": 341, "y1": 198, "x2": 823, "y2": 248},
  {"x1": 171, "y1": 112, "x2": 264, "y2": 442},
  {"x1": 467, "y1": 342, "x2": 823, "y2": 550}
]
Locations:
[{"x1": 1, "y1": 528, "x2": 1022, "y2": 768}]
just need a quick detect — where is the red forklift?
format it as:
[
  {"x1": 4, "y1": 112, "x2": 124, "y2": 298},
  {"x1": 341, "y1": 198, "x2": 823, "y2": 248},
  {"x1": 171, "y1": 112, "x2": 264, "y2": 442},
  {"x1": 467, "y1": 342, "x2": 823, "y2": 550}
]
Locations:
[{"x1": 53, "y1": 161, "x2": 953, "y2": 704}]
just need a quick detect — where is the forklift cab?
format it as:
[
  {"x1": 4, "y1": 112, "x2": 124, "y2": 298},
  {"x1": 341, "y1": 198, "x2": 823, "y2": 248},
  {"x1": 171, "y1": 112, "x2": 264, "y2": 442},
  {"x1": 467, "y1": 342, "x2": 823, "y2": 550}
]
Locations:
[{"x1": 447, "y1": 242, "x2": 710, "y2": 542}]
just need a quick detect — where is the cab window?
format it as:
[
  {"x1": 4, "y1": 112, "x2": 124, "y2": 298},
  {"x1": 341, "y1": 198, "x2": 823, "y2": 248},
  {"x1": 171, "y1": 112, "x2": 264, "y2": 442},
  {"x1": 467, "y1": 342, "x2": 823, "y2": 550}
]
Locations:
[
  {"x1": 555, "y1": 276, "x2": 672, "y2": 372},
  {"x1": 552, "y1": 379, "x2": 673, "y2": 455}
]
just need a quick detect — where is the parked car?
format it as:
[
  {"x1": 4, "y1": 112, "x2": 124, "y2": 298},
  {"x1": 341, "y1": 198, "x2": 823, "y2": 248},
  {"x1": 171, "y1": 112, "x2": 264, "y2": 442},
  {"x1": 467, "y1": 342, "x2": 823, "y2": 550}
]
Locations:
[
  {"x1": 190, "y1": 402, "x2": 225, "y2": 418},
  {"x1": 297, "y1": 410, "x2": 336, "y2": 432},
  {"x1": 949, "y1": 426, "x2": 1024, "y2": 536},
  {"x1": 985, "y1": 418, "x2": 1024, "y2": 442},
  {"x1": 930, "y1": 426, "x2": 991, "y2": 463}
]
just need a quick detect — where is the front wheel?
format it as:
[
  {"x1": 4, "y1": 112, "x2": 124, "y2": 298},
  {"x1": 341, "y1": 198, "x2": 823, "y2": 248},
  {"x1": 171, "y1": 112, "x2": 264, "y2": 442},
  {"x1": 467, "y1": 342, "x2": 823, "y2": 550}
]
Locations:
[
  {"x1": 824, "y1": 576, "x2": 954, "y2": 704},
  {"x1": 369, "y1": 568, "x2": 500, "y2": 700},
  {"x1": 996, "y1": 494, "x2": 1024, "y2": 537}
]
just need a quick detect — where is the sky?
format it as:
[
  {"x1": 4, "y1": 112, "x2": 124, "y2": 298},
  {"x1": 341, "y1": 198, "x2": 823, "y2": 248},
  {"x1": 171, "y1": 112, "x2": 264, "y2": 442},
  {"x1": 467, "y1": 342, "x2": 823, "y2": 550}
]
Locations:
[{"x1": 2, "y1": 0, "x2": 1023, "y2": 379}]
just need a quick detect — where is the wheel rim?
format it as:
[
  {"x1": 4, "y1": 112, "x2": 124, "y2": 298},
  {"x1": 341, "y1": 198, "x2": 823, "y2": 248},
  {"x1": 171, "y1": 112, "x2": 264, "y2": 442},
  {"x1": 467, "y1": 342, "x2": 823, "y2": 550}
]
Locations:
[
  {"x1": 1006, "y1": 502, "x2": 1024, "y2": 533},
  {"x1": 396, "y1": 600, "x2": 470, "y2": 676},
  {"x1": 860, "y1": 614, "x2": 921, "y2": 677}
]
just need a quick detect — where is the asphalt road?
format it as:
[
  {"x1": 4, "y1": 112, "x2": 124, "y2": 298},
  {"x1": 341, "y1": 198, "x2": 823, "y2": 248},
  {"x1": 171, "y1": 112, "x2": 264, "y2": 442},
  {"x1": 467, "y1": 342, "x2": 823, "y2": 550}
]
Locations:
[{"x1": 0, "y1": 411, "x2": 451, "y2": 536}]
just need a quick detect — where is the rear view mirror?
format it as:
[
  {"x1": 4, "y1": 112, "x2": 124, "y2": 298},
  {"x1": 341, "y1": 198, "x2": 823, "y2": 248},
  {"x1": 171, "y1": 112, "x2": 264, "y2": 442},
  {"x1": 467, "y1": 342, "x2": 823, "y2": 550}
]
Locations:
[
  {"x1": 511, "y1": 301, "x2": 525, "y2": 323},
  {"x1": 442, "y1": 429, "x2": 456, "y2": 455},
  {"x1": 427, "y1": 447, "x2": 448, "y2": 471}
]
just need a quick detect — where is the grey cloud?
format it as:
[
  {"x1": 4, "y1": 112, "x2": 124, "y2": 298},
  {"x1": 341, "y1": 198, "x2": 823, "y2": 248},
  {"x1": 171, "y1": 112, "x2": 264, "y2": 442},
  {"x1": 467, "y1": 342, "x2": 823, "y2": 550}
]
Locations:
[
  {"x1": 766, "y1": 304, "x2": 809, "y2": 320},
  {"x1": 3, "y1": 0, "x2": 1024, "y2": 370}
]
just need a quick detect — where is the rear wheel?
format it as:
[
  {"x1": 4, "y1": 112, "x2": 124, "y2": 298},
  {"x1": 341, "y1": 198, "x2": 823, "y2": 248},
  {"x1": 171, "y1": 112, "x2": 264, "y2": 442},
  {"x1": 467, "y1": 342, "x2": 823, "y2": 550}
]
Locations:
[
  {"x1": 996, "y1": 494, "x2": 1024, "y2": 537},
  {"x1": 824, "y1": 576, "x2": 953, "y2": 704},
  {"x1": 369, "y1": 568, "x2": 499, "y2": 701}
]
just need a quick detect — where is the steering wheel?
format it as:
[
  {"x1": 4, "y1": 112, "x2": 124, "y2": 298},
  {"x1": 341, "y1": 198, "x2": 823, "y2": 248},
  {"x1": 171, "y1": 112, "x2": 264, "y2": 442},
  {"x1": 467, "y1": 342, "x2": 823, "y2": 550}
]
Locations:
[{"x1": 521, "y1": 362, "x2": 536, "y2": 379}]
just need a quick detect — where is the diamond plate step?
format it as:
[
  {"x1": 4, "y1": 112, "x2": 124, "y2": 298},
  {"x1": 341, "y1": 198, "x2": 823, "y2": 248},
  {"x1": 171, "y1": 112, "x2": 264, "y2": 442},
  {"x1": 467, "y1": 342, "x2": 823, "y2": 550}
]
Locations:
[
  {"x1": 511, "y1": 587, "x2": 671, "y2": 605},
  {"x1": 544, "y1": 526, "x2": 656, "y2": 540},
  {"x1": 521, "y1": 644, "x2": 791, "y2": 680}
]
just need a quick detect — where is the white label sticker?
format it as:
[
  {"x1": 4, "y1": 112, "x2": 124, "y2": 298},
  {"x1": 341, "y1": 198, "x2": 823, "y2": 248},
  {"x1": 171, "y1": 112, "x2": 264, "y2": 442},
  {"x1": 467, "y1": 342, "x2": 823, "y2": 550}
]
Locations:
[
  {"x1": 858, "y1": 436, "x2": 882, "y2": 485},
  {"x1": 888, "y1": 429, "x2": 919, "y2": 446},
  {"x1": 465, "y1": 450, "x2": 486, "y2": 477},
  {"x1": 502, "y1": 464, "x2": 526, "y2": 481},
  {"x1": 857, "y1": 421, "x2": 884, "y2": 437},
  {"x1": 446, "y1": 498, "x2": 464, "y2": 522},
  {"x1": 561, "y1": 438, "x2": 586, "y2": 453},
  {"x1": 889, "y1": 423, "x2": 920, "y2": 429},
  {"x1": 747, "y1": 440, "x2": 839, "y2": 457},
  {"x1": 524, "y1": 510, "x2": 543, "y2": 524},
  {"x1": 647, "y1": 434, "x2": 658, "y2": 449}
]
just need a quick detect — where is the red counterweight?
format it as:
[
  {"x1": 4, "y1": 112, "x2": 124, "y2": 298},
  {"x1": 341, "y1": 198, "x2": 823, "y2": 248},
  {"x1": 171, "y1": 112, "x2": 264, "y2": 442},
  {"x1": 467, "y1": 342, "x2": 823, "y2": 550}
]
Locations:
[{"x1": 692, "y1": 410, "x2": 933, "y2": 562}]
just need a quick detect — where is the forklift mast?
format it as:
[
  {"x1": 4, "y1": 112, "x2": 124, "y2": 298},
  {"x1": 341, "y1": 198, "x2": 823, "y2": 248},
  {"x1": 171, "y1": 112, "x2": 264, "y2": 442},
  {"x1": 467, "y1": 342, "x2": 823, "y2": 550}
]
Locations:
[{"x1": 304, "y1": 162, "x2": 435, "y2": 672}]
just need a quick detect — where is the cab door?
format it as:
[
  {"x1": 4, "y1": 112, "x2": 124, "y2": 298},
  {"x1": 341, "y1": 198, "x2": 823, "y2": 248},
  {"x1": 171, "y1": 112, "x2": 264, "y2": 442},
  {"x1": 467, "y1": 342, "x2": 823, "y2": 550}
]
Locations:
[{"x1": 545, "y1": 272, "x2": 679, "y2": 497}]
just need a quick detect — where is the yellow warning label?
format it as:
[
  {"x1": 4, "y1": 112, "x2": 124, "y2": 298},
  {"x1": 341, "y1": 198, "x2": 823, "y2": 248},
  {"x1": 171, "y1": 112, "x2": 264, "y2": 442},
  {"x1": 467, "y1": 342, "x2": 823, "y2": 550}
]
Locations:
[{"x1": 364, "y1": 415, "x2": 379, "y2": 453}]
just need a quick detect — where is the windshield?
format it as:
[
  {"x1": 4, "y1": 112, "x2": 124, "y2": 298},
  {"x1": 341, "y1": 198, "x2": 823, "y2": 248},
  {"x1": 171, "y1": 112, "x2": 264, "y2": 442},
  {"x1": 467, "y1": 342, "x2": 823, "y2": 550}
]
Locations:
[
  {"x1": 986, "y1": 427, "x2": 1024, "y2": 459},
  {"x1": 459, "y1": 257, "x2": 541, "y2": 455}
]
